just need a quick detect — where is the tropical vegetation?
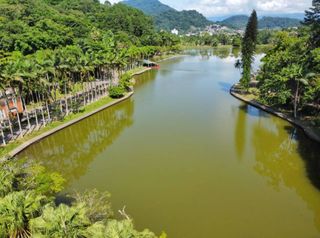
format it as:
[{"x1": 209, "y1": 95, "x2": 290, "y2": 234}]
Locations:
[
  {"x1": 0, "y1": 0, "x2": 181, "y2": 147},
  {"x1": 236, "y1": 1, "x2": 320, "y2": 123},
  {"x1": 256, "y1": 0, "x2": 320, "y2": 120},
  {"x1": 0, "y1": 159, "x2": 163, "y2": 237}
]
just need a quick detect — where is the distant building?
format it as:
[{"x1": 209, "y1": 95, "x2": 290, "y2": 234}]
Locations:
[
  {"x1": 0, "y1": 89, "x2": 24, "y2": 120},
  {"x1": 171, "y1": 28, "x2": 179, "y2": 35}
]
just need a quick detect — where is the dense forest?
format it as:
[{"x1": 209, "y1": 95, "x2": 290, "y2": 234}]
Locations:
[
  {"x1": 123, "y1": 0, "x2": 173, "y2": 15},
  {"x1": 0, "y1": 0, "x2": 181, "y2": 144}
]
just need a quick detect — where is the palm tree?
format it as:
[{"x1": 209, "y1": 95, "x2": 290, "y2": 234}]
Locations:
[
  {"x1": 0, "y1": 191, "x2": 44, "y2": 238},
  {"x1": 30, "y1": 203, "x2": 90, "y2": 237}
]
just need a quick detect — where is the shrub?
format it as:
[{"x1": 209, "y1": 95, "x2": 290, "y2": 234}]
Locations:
[
  {"x1": 119, "y1": 73, "x2": 133, "y2": 90},
  {"x1": 0, "y1": 160, "x2": 160, "y2": 238},
  {"x1": 108, "y1": 85, "x2": 125, "y2": 98}
]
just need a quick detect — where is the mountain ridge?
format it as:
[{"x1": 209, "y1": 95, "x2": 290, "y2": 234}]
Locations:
[
  {"x1": 122, "y1": 0, "x2": 212, "y2": 32},
  {"x1": 122, "y1": 0, "x2": 174, "y2": 16},
  {"x1": 219, "y1": 15, "x2": 301, "y2": 29}
]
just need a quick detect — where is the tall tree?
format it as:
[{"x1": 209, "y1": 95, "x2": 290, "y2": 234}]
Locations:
[
  {"x1": 239, "y1": 10, "x2": 258, "y2": 88},
  {"x1": 304, "y1": 0, "x2": 320, "y2": 49}
]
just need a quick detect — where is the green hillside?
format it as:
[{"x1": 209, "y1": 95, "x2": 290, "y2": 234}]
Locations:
[
  {"x1": 219, "y1": 15, "x2": 249, "y2": 29},
  {"x1": 259, "y1": 16, "x2": 301, "y2": 29},
  {"x1": 122, "y1": 0, "x2": 212, "y2": 32},
  {"x1": 0, "y1": 0, "x2": 157, "y2": 54},
  {"x1": 220, "y1": 15, "x2": 301, "y2": 29},
  {"x1": 122, "y1": 0, "x2": 174, "y2": 15}
]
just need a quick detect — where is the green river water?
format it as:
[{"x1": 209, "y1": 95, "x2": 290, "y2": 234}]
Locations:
[{"x1": 18, "y1": 49, "x2": 320, "y2": 238}]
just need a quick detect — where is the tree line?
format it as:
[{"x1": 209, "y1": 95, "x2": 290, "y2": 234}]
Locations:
[
  {"x1": 0, "y1": 0, "x2": 181, "y2": 144},
  {"x1": 237, "y1": 1, "x2": 320, "y2": 122}
]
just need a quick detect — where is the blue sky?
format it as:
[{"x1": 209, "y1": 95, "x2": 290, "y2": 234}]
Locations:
[{"x1": 106, "y1": 0, "x2": 312, "y2": 17}]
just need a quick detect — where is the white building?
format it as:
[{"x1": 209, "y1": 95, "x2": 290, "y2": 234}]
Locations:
[{"x1": 171, "y1": 28, "x2": 179, "y2": 35}]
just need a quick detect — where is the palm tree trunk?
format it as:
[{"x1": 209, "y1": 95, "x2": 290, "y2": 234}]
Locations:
[
  {"x1": 35, "y1": 109, "x2": 39, "y2": 128},
  {"x1": 46, "y1": 100, "x2": 51, "y2": 122},
  {"x1": 36, "y1": 92, "x2": 45, "y2": 127},
  {"x1": 94, "y1": 81, "x2": 98, "y2": 101},
  {"x1": 4, "y1": 98, "x2": 13, "y2": 135},
  {"x1": 22, "y1": 97, "x2": 31, "y2": 130},
  {"x1": 11, "y1": 90, "x2": 22, "y2": 137},
  {"x1": 294, "y1": 81, "x2": 300, "y2": 118},
  {"x1": 1, "y1": 124, "x2": 6, "y2": 146},
  {"x1": 65, "y1": 82, "x2": 69, "y2": 115}
]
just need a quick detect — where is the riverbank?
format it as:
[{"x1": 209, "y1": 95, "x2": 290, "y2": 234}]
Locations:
[
  {"x1": 1, "y1": 54, "x2": 181, "y2": 160},
  {"x1": 1, "y1": 68, "x2": 146, "y2": 160},
  {"x1": 1, "y1": 92, "x2": 134, "y2": 160},
  {"x1": 230, "y1": 84, "x2": 320, "y2": 143}
]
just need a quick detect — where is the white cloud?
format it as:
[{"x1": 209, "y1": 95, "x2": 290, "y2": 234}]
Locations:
[
  {"x1": 185, "y1": 0, "x2": 311, "y2": 16},
  {"x1": 100, "y1": 0, "x2": 312, "y2": 17}
]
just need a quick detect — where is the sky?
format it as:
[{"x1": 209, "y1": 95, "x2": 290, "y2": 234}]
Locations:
[{"x1": 106, "y1": 0, "x2": 312, "y2": 17}]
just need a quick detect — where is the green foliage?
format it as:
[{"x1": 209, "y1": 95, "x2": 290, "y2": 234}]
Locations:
[
  {"x1": 120, "y1": 73, "x2": 133, "y2": 90},
  {"x1": 123, "y1": 0, "x2": 173, "y2": 16},
  {"x1": 257, "y1": 32, "x2": 305, "y2": 104},
  {"x1": 257, "y1": 29, "x2": 278, "y2": 44},
  {"x1": 181, "y1": 33, "x2": 240, "y2": 47},
  {"x1": 108, "y1": 85, "x2": 126, "y2": 98},
  {"x1": 30, "y1": 203, "x2": 91, "y2": 237},
  {"x1": 0, "y1": 0, "x2": 180, "y2": 134},
  {"x1": 232, "y1": 36, "x2": 242, "y2": 47},
  {"x1": 73, "y1": 189, "x2": 113, "y2": 223},
  {"x1": 0, "y1": 160, "x2": 160, "y2": 238},
  {"x1": 239, "y1": 10, "x2": 258, "y2": 88},
  {"x1": 304, "y1": 0, "x2": 320, "y2": 49},
  {"x1": 123, "y1": 0, "x2": 211, "y2": 32},
  {"x1": 155, "y1": 10, "x2": 211, "y2": 32},
  {"x1": 0, "y1": 191, "x2": 45, "y2": 238},
  {"x1": 256, "y1": 26, "x2": 320, "y2": 118},
  {"x1": 252, "y1": 0, "x2": 320, "y2": 117}
]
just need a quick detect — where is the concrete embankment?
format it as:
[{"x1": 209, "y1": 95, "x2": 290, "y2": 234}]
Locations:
[
  {"x1": 6, "y1": 92, "x2": 134, "y2": 160},
  {"x1": 230, "y1": 85, "x2": 320, "y2": 144}
]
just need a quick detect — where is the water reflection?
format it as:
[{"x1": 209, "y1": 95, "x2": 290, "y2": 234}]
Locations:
[
  {"x1": 231, "y1": 47, "x2": 240, "y2": 58},
  {"x1": 235, "y1": 104, "x2": 247, "y2": 160},
  {"x1": 212, "y1": 47, "x2": 231, "y2": 59},
  {"x1": 134, "y1": 70, "x2": 158, "y2": 88},
  {"x1": 251, "y1": 118, "x2": 320, "y2": 232},
  {"x1": 17, "y1": 99, "x2": 134, "y2": 184},
  {"x1": 199, "y1": 49, "x2": 211, "y2": 60}
]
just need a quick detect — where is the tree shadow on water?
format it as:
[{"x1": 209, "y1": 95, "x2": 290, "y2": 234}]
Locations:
[
  {"x1": 239, "y1": 104, "x2": 270, "y2": 118},
  {"x1": 218, "y1": 81, "x2": 233, "y2": 93},
  {"x1": 284, "y1": 125, "x2": 320, "y2": 191}
]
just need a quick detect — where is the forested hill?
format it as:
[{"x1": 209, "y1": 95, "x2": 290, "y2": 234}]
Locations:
[
  {"x1": 122, "y1": 0, "x2": 212, "y2": 32},
  {"x1": 122, "y1": 0, "x2": 174, "y2": 15},
  {"x1": 220, "y1": 15, "x2": 301, "y2": 29},
  {"x1": 0, "y1": 0, "x2": 166, "y2": 55},
  {"x1": 259, "y1": 17, "x2": 301, "y2": 29}
]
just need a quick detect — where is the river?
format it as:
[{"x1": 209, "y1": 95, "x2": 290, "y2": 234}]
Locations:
[{"x1": 17, "y1": 49, "x2": 320, "y2": 238}]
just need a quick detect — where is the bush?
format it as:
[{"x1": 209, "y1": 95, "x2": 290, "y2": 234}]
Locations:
[
  {"x1": 0, "y1": 160, "x2": 160, "y2": 238},
  {"x1": 119, "y1": 73, "x2": 133, "y2": 90},
  {"x1": 108, "y1": 85, "x2": 125, "y2": 98},
  {"x1": 248, "y1": 87, "x2": 260, "y2": 96}
]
